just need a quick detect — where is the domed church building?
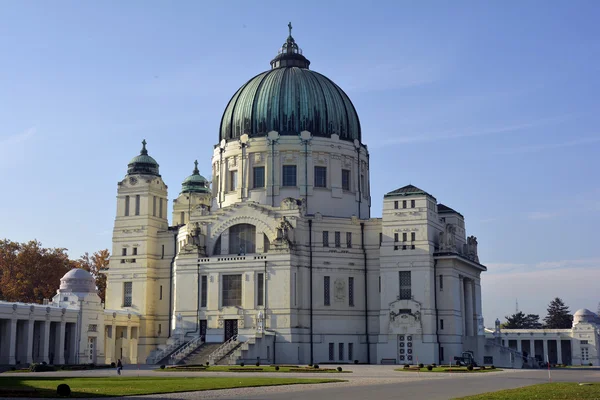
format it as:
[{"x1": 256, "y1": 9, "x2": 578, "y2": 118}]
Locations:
[{"x1": 103, "y1": 26, "x2": 490, "y2": 366}]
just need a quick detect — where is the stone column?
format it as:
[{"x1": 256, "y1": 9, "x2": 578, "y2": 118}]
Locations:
[
  {"x1": 24, "y1": 320, "x2": 34, "y2": 364},
  {"x1": 459, "y1": 276, "x2": 466, "y2": 336},
  {"x1": 125, "y1": 326, "x2": 132, "y2": 363},
  {"x1": 557, "y1": 340, "x2": 563, "y2": 364},
  {"x1": 110, "y1": 324, "x2": 117, "y2": 364},
  {"x1": 41, "y1": 320, "x2": 51, "y2": 363},
  {"x1": 68, "y1": 324, "x2": 77, "y2": 365},
  {"x1": 56, "y1": 322, "x2": 66, "y2": 365},
  {"x1": 530, "y1": 339, "x2": 535, "y2": 359},
  {"x1": 543, "y1": 340, "x2": 549, "y2": 363},
  {"x1": 473, "y1": 281, "x2": 483, "y2": 335},
  {"x1": 464, "y1": 279, "x2": 474, "y2": 337},
  {"x1": 517, "y1": 340, "x2": 522, "y2": 354},
  {"x1": 8, "y1": 318, "x2": 17, "y2": 365}
]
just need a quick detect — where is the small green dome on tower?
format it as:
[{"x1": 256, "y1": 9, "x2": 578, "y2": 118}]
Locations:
[
  {"x1": 181, "y1": 160, "x2": 210, "y2": 194},
  {"x1": 127, "y1": 139, "x2": 160, "y2": 176}
]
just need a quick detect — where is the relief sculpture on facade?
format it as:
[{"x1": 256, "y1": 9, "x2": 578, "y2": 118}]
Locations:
[
  {"x1": 388, "y1": 299, "x2": 422, "y2": 334},
  {"x1": 438, "y1": 223, "x2": 457, "y2": 252}
]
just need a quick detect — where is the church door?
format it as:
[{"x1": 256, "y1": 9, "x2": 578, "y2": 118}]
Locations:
[
  {"x1": 224, "y1": 320, "x2": 238, "y2": 341},
  {"x1": 200, "y1": 320, "x2": 207, "y2": 339}
]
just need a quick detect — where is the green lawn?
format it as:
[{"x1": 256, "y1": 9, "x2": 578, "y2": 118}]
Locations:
[
  {"x1": 454, "y1": 382, "x2": 600, "y2": 399},
  {"x1": 159, "y1": 365, "x2": 350, "y2": 373},
  {"x1": 395, "y1": 366, "x2": 501, "y2": 373},
  {"x1": 0, "y1": 376, "x2": 342, "y2": 398}
]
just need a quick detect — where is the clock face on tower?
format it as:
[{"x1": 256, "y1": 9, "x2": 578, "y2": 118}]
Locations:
[{"x1": 129, "y1": 177, "x2": 138, "y2": 185}]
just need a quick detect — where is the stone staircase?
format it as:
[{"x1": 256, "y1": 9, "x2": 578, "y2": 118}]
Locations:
[
  {"x1": 226, "y1": 335, "x2": 258, "y2": 365},
  {"x1": 208, "y1": 335, "x2": 241, "y2": 365},
  {"x1": 146, "y1": 337, "x2": 184, "y2": 365},
  {"x1": 180, "y1": 343, "x2": 223, "y2": 366}
]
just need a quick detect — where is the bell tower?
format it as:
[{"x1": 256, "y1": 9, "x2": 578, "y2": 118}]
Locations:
[{"x1": 105, "y1": 140, "x2": 174, "y2": 361}]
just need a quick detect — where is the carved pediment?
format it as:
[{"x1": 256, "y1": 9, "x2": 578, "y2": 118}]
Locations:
[{"x1": 388, "y1": 298, "x2": 422, "y2": 334}]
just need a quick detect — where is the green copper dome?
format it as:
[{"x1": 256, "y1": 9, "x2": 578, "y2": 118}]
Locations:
[
  {"x1": 181, "y1": 160, "x2": 210, "y2": 194},
  {"x1": 127, "y1": 139, "x2": 160, "y2": 176},
  {"x1": 220, "y1": 24, "x2": 361, "y2": 143}
]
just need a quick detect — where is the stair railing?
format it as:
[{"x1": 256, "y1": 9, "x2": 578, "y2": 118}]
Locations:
[
  {"x1": 170, "y1": 336, "x2": 204, "y2": 364},
  {"x1": 146, "y1": 337, "x2": 183, "y2": 364},
  {"x1": 208, "y1": 335, "x2": 239, "y2": 365}
]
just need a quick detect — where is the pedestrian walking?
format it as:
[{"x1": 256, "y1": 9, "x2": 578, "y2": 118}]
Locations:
[{"x1": 117, "y1": 359, "x2": 123, "y2": 375}]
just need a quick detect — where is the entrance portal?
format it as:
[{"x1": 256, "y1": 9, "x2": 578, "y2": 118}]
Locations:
[{"x1": 224, "y1": 319, "x2": 238, "y2": 341}]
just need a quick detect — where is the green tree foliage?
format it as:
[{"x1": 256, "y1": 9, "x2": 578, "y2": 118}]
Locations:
[
  {"x1": 543, "y1": 297, "x2": 573, "y2": 329},
  {"x1": 501, "y1": 311, "x2": 543, "y2": 329}
]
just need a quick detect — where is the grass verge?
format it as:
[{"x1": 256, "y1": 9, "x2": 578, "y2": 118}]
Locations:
[
  {"x1": 157, "y1": 365, "x2": 351, "y2": 373},
  {"x1": 0, "y1": 376, "x2": 342, "y2": 398},
  {"x1": 454, "y1": 382, "x2": 600, "y2": 399},
  {"x1": 395, "y1": 366, "x2": 502, "y2": 373}
]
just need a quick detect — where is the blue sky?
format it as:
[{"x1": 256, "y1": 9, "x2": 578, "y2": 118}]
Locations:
[{"x1": 1, "y1": 1, "x2": 598, "y2": 324}]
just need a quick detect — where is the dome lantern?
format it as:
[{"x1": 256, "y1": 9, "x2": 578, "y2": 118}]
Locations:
[
  {"x1": 270, "y1": 22, "x2": 310, "y2": 70},
  {"x1": 127, "y1": 139, "x2": 160, "y2": 176}
]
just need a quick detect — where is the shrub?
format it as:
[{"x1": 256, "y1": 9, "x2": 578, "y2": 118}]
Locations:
[
  {"x1": 313, "y1": 364, "x2": 319, "y2": 369},
  {"x1": 426, "y1": 365, "x2": 433, "y2": 371},
  {"x1": 30, "y1": 363, "x2": 57, "y2": 372},
  {"x1": 56, "y1": 384, "x2": 71, "y2": 397},
  {"x1": 590, "y1": 363, "x2": 593, "y2": 367},
  {"x1": 431, "y1": 363, "x2": 436, "y2": 367},
  {"x1": 240, "y1": 362, "x2": 245, "y2": 367},
  {"x1": 10, "y1": 367, "x2": 16, "y2": 371},
  {"x1": 160, "y1": 365, "x2": 166, "y2": 370},
  {"x1": 255, "y1": 361, "x2": 260, "y2": 367},
  {"x1": 337, "y1": 366, "x2": 342, "y2": 372},
  {"x1": 206, "y1": 362, "x2": 210, "y2": 366},
  {"x1": 110, "y1": 362, "x2": 116, "y2": 368},
  {"x1": 480, "y1": 366, "x2": 485, "y2": 370},
  {"x1": 467, "y1": 365, "x2": 474, "y2": 371},
  {"x1": 275, "y1": 366, "x2": 280, "y2": 371},
  {"x1": 491, "y1": 365, "x2": 496, "y2": 369},
  {"x1": 403, "y1": 364, "x2": 410, "y2": 369},
  {"x1": 418, "y1": 363, "x2": 424, "y2": 368},
  {"x1": 354, "y1": 359, "x2": 358, "y2": 364},
  {"x1": 308, "y1": 363, "x2": 313, "y2": 367}
]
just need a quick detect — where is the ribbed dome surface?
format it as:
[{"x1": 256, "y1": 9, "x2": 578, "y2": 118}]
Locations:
[
  {"x1": 220, "y1": 67, "x2": 361, "y2": 142},
  {"x1": 127, "y1": 140, "x2": 160, "y2": 176}
]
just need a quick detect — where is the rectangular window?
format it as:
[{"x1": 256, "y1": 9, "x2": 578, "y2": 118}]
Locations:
[
  {"x1": 335, "y1": 231, "x2": 341, "y2": 248},
  {"x1": 158, "y1": 324, "x2": 162, "y2": 335},
  {"x1": 440, "y1": 347, "x2": 444, "y2": 361},
  {"x1": 123, "y1": 282, "x2": 132, "y2": 307},
  {"x1": 161, "y1": 245, "x2": 165, "y2": 259},
  {"x1": 314, "y1": 166, "x2": 327, "y2": 188},
  {"x1": 394, "y1": 200, "x2": 398, "y2": 209},
  {"x1": 323, "y1": 231, "x2": 329, "y2": 247},
  {"x1": 329, "y1": 343, "x2": 334, "y2": 361},
  {"x1": 135, "y1": 195, "x2": 140, "y2": 215},
  {"x1": 159, "y1": 198, "x2": 163, "y2": 218},
  {"x1": 257, "y1": 273, "x2": 264, "y2": 307},
  {"x1": 403, "y1": 200, "x2": 407, "y2": 209},
  {"x1": 394, "y1": 233, "x2": 399, "y2": 242},
  {"x1": 339, "y1": 343, "x2": 344, "y2": 361},
  {"x1": 214, "y1": 175, "x2": 219, "y2": 195},
  {"x1": 229, "y1": 170, "x2": 238, "y2": 191},
  {"x1": 439, "y1": 275, "x2": 443, "y2": 291},
  {"x1": 153, "y1": 196, "x2": 157, "y2": 217},
  {"x1": 222, "y1": 274, "x2": 242, "y2": 307},
  {"x1": 324, "y1": 276, "x2": 330, "y2": 306},
  {"x1": 379, "y1": 232, "x2": 382, "y2": 247},
  {"x1": 411, "y1": 232, "x2": 416, "y2": 241},
  {"x1": 346, "y1": 232, "x2": 352, "y2": 248},
  {"x1": 294, "y1": 272, "x2": 297, "y2": 306},
  {"x1": 125, "y1": 196, "x2": 130, "y2": 216},
  {"x1": 122, "y1": 248, "x2": 127, "y2": 256},
  {"x1": 411, "y1": 199, "x2": 415, "y2": 208},
  {"x1": 201, "y1": 275, "x2": 208, "y2": 308},
  {"x1": 348, "y1": 343, "x2": 354, "y2": 361},
  {"x1": 180, "y1": 211, "x2": 185, "y2": 225},
  {"x1": 581, "y1": 340, "x2": 589, "y2": 344},
  {"x1": 348, "y1": 277, "x2": 354, "y2": 307},
  {"x1": 440, "y1": 319, "x2": 444, "y2": 330},
  {"x1": 379, "y1": 276, "x2": 381, "y2": 292},
  {"x1": 342, "y1": 169, "x2": 351, "y2": 191},
  {"x1": 253, "y1": 166, "x2": 265, "y2": 188},
  {"x1": 159, "y1": 285, "x2": 163, "y2": 300},
  {"x1": 282, "y1": 165, "x2": 297, "y2": 186},
  {"x1": 403, "y1": 232, "x2": 407, "y2": 242},
  {"x1": 132, "y1": 247, "x2": 138, "y2": 256},
  {"x1": 360, "y1": 174, "x2": 365, "y2": 194},
  {"x1": 399, "y1": 271, "x2": 411, "y2": 300}
]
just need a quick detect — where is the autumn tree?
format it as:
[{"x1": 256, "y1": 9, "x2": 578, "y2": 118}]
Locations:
[
  {"x1": 0, "y1": 239, "x2": 71, "y2": 303},
  {"x1": 501, "y1": 311, "x2": 543, "y2": 329},
  {"x1": 544, "y1": 297, "x2": 573, "y2": 329},
  {"x1": 72, "y1": 249, "x2": 109, "y2": 303}
]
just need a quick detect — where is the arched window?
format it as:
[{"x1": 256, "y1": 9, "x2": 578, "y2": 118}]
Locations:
[
  {"x1": 229, "y1": 224, "x2": 256, "y2": 255},
  {"x1": 263, "y1": 234, "x2": 270, "y2": 253},
  {"x1": 213, "y1": 236, "x2": 221, "y2": 256}
]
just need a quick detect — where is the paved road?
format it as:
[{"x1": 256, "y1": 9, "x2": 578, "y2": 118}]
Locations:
[{"x1": 2, "y1": 365, "x2": 599, "y2": 400}]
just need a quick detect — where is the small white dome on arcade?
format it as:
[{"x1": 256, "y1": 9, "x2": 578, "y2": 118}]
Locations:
[
  {"x1": 59, "y1": 268, "x2": 96, "y2": 294},
  {"x1": 573, "y1": 308, "x2": 597, "y2": 324}
]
